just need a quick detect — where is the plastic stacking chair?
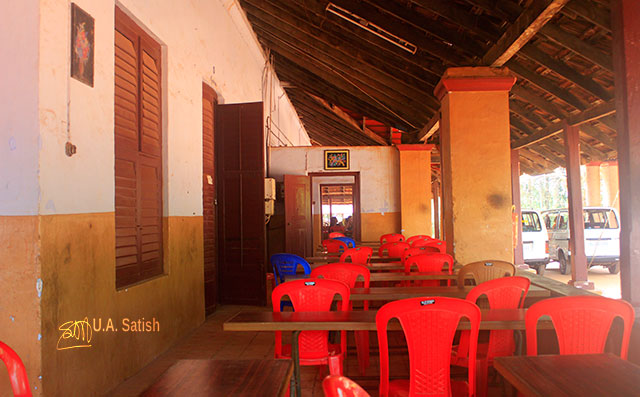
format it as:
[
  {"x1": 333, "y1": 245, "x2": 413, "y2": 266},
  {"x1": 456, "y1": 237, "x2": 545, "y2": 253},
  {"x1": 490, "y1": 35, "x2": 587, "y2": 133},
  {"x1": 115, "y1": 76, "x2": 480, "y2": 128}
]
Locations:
[
  {"x1": 379, "y1": 233, "x2": 405, "y2": 244},
  {"x1": 323, "y1": 375, "x2": 371, "y2": 397},
  {"x1": 270, "y1": 253, "x2": 311, "y2": 310},
  {"x1": 340, "y1": 247, "x2": 373, "y2": 265},
  {"x1": 457, "y1": 260, "x2": 515, "y2": 287},
  {"x1": 323, "y1": 239, "x2": 348, "y2": 254},
  {"x1": 272, "y1": 278, "x2": 351, "y2": 375},
  {"x1": 378, "y1": 242, "x2": 410, "y2": 258},
  {"x1": 329, "y1": 232, "x2": 346, "y2": 238},
  {"x1": 404, "y1": 253, "x2": 455, "y2": 286},
  {"x1": 451, "y1": 276, "x2": 531, "y2": 397},
  {"x1": 526, "y1": 295, "x2": 635, "y2": 359},
  {"x1": 406, "y1": 234, "x2": 433, "y2": 245},
  {"x1": 411, "y1": 237, "x2": 447, "y2": 251},
  {"x1": 0, "y1": 341, "x2": 31, "y2": 397},
  {"x1": 334, "y1": 236, "x2": 356, "y2": 248},
  {"x1": 377, "y1": 297, "x2": 481, "y2": 397},
  {"x1": 311, "y1": 263, "x2": 371, "y2": 375}
]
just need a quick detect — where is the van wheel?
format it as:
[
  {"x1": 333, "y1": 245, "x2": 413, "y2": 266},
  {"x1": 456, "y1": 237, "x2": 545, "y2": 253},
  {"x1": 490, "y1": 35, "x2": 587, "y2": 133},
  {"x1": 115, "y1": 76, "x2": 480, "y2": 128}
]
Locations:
[
  {"x1": 535, "y1": 264, "x2": 546, "y2": 276},
  {"x1": 609, "y1": 263, "x2": 620, "y2": 274},
  {"x1": 559, "y1": 253, "x2": 570, "y2": 275}
]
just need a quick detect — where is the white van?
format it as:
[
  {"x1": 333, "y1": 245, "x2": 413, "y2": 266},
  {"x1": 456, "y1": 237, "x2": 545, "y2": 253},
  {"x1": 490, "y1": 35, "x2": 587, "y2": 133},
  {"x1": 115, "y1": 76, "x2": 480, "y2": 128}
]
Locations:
[
  {"x1": 521, "y1": 210, "x2": 550, "y2": 275},
  {"x1": 542, "y1": 207, "x2": 620, "y2": 275}
]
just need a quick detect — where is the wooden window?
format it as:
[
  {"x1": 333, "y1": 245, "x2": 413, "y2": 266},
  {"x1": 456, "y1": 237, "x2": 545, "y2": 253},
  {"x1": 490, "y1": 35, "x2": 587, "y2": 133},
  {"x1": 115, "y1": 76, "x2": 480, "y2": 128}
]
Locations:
[{"x1": 114, "y1": 7, "x2": 163, "y2": 288}]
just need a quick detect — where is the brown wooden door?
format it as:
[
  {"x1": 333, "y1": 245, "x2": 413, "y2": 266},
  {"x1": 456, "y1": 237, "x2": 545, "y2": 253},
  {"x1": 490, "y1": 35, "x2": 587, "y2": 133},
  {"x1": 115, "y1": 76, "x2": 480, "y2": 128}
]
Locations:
[
  {"x1": 202, "y1": 84, "x2": 217, "y2": 314},
  {"x1": 216, "y1": 102, "x2": 265, "y2": 305},
  {"x1": 284, "y1": 175, "x2": 312, "y2": 257}
]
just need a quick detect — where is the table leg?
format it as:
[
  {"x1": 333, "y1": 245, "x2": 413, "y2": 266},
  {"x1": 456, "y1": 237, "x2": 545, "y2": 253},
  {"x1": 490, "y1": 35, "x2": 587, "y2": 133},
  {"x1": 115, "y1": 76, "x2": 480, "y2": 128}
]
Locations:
[{"x1": 292, "y1": 330, "x2": 301, "y2": 397}]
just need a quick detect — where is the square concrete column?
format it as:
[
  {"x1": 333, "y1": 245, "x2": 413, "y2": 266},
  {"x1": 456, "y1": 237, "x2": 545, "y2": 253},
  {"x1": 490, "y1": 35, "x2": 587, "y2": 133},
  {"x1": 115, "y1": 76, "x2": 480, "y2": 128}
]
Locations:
[
  {"x1": 585, "y1": 162, "x2": 602, "y2": 207},
  {"x1": 603, "y1": 161, "x2": 620, "y2": 211},
  {"x1": 436, "y1": 67, "x2": 516, "y2": 264},
  {"x1": 396, "y1": 144, "x2": 434, "y2": 238}
]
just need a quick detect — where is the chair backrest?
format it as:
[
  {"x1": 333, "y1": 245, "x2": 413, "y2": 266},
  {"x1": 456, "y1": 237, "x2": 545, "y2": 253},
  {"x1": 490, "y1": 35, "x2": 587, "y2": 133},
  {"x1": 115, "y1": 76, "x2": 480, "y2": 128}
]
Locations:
[
  {"x1": 457, "y1": 260, "x2": 515, "y2": 287},
  {"x1": 0, "y1": 341, "x2": 31, "y2": 397},
  {"x1": 311, "y1": 263, "x2": 370, "y2": 289},
  {"x1": 322, "y1": 239, "x2": 348, "y2": 253},
  {"x1": 411, "y1": 238, "x2": 447, "y2": 251},
  {"x1": 270, "y1": 253, "x2": 311, "y2": 285},
  {"x1": 333, "y1": 236, "x2": 356, "y2": 248},
  {"x1": 376, "y1": 297, "x2": 480, "y2": 397},
  {"x1": 406, "y1": 234, "x2": 433, "y2": 244},
  {"x1": 328, "y1": 232, "x2": 345, "y2": 238},
  {"x1": 379, "y1": 233, "x2": 405, "y2": 244},
  {"x1": 401, "y1": 246, "x2": 440, "y2": 264},
  {"x1": 272, "y1": 278, "x2": 351, "y2": 359},
  {"x1": 322, "y1": 375, "x2": 371, "y2": 397},
  {"x1": 340, "y1": 247, "x2": 373, "y2": 265},
  {"x1": 458, "y1": 276, "x2": 531, "y2": 359},
  {"x1": 378, "y1": 241, "x2": 410, "y2": 258},
  {"x1": 404, "y1": 253, "x2": 455, "y2": 274},
  {"x1": 525, "y1": 295, "x2": 635, "y2": 359}
]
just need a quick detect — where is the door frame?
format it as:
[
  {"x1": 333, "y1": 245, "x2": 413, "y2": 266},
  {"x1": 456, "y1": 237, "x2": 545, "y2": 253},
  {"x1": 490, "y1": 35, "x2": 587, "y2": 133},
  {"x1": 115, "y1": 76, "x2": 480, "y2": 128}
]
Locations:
[
  {"x1": 319, "y1": 183, "x2": 356, "y2": 240},
  {"x1": 309, "y1": 172, "x2": 361, "y2": 242},
  {"x1": 202, "y1": 82, "x2": 218, "y2": 314}
]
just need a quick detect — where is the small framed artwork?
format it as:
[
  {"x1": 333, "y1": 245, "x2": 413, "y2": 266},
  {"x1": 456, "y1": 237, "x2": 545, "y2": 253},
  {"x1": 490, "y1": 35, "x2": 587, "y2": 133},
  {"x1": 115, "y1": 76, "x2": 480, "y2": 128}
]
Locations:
[
  {"x1": 324, "y1": 150, "x2": 350, "y2": 170},
  {"x1": 70, "y1": 3, "x2": 95, "y2": 87}
]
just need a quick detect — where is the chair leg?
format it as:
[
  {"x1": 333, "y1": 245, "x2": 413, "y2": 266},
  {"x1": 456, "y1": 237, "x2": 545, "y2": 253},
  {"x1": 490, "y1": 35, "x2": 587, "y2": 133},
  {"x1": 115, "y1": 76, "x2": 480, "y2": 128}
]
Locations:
[
  {"x1": 328, "y1": 354, "x2": 343, "y2": 375},
  {"x1": 355, "y1": 330, "x2": 370, "y2": 375}
]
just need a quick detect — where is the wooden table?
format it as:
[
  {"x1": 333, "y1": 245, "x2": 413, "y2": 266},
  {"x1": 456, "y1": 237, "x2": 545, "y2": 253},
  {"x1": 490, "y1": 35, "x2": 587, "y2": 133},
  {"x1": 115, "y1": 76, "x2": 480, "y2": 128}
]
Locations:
[
  {"x1": 494, "y1": 354, "x2": 640, "y2": 396},
  {"x1": 278, "y1": 285, "x2": 549, "y2": 302},
  {"x1": 141, "y1": 359, "x2": 293, "y2": 397},
  {"x1": 306, "y1": 255, "x2": 400, "y2": 264},
  {"x1": 284, "y1": 271, "x2": 460, "y2": 283},
  {"x1": 224, "y1": 309, "x2": 552, "y2": 397}
]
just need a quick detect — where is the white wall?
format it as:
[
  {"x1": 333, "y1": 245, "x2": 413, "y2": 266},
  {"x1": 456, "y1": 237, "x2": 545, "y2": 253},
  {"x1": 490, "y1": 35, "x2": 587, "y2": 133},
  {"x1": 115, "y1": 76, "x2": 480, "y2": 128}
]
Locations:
[
  {"x1": 0, "y1": 0, "x2": 41, "y2": 215},
  {"x1": 1, "y1": 0, "x2": 309, "y2": 218},
  {"x1": 269, "y1": 146, "x2": 401, "y2": 214}
]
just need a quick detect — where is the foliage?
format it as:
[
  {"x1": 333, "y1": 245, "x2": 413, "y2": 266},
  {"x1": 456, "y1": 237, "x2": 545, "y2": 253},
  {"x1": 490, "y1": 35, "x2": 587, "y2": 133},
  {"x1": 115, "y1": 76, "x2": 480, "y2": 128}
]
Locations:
[{"x1": 520, "y1": 168, "x2": 568, "y2": 211}]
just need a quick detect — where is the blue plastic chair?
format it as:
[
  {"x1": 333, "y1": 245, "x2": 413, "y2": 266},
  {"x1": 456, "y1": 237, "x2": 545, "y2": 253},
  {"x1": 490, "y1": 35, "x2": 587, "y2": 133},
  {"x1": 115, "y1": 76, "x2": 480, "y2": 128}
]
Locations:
[
  {"x1": 334, "y1": 237, "x2": 356, "y2": 248},
  {"x1": 270, "y1": 253, "x2": 312, "y2": 310}
]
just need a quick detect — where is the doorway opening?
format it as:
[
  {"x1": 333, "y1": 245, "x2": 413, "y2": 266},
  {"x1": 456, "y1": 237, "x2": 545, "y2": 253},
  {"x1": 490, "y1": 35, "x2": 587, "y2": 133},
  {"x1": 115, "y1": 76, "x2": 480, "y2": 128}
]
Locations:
[{"x1": 320, "y1": 184, "x2": 355, "y2": 240}]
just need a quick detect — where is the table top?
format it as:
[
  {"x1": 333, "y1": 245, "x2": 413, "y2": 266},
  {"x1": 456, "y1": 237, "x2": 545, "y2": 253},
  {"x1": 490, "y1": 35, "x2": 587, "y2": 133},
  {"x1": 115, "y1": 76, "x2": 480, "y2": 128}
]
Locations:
[
  {"x1": 306, "y1": 255, "x2": 400, "y2": 264},
  {"x1": 344, "y1": 284, "x2": 549, "y2": 301},
  {"x1": 140, "y1": 359, "x2": 292, "y2": 397},
  {"x1": 494, "y1": 354, "x2": 640, "y2": 397},
  {"x1": 284, "y1": 271, "x2": 459, "y2": 282},
  {"x1": 223, "y1": 308, "x2": 553, "y2": 332}
]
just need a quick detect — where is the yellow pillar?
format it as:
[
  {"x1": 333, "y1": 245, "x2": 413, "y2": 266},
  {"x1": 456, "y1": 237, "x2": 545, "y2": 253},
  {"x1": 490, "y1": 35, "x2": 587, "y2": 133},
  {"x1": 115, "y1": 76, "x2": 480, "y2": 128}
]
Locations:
[
  {"x1": 397, "y1": 144, "x2": 433, "y2": 238},
  {"x1": 585, "y1": 162, "x2": 602, "y2": 206},
  {"x1": 437, "y1": 67, "x2": 516, "y2": 264},
  {"x1": 604, "y1": 161, "x2": 620, "y2": 211}
]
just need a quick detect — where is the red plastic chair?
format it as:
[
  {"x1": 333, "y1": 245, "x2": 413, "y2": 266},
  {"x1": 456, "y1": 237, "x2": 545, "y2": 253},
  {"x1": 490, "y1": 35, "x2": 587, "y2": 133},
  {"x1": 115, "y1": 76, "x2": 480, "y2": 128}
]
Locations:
[
  {"x1": 451, "y1": 276, "x2": 531, "y2": 397},
  {"x1": 272, "y1": 278, "x2": 351, "y2": 375},
  {"x1": 323, "y1": 375, "x2": 371, "y2": 397},
  {"x1": 406, "y1": 234, "x2": 433, "y2": 245},
  {"x1": 377, "y1": 242, "x2": 410, "y2": 258},
  {"x1": 401, "y1": 246, "x2": 439, "y2": 265},
  {"x1": 526, "y1": 295, "x2": 635, "y2": 359},
  {"x1": 311, "y1": 263, "x2": 371, "y2": 374},
  {"x1": 411, "y1": 238, "x2": 447, "y2": 251},
  {"x1": 404, "y1": 253, "x2": 454, "y2": 286},
  {"x1": 379, "y1": 233, "x2": 405, "y2": 244},
  {"x1": 329, "y1": 232, "x2": 346, "y2": 238},
  {"x1": 340, "y1": 247, "x2": 373, "y2": 265},
  {"x1": 323, "y1": 239, "x2": 348, "y2": 254},
  {"x1": 0, "y1": 341, "x2": 31, "y2": 397},
  {"x1": 377, "y1": 297, "x2": 481, "y2": 397}
]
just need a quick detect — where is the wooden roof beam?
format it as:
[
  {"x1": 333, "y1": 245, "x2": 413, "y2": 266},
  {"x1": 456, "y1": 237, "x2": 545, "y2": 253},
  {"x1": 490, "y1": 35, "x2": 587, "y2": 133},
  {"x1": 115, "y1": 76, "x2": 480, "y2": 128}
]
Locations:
[
  {"x1": 511, "y1": 100, "x2": 616, "y2": 149},
  {"x1": 482, "y1": 0, "x2": 570, "y2": 66},
  {"x1": 562, "y1": 0, "x2": 611, "y2": 33}
]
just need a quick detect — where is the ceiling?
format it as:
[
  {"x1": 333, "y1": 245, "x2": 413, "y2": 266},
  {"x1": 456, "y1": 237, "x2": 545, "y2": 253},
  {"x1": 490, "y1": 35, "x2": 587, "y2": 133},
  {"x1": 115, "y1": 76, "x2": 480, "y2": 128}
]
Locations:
[{"x1": 239, "y1": 0, "x2": 617, "y2": 174}]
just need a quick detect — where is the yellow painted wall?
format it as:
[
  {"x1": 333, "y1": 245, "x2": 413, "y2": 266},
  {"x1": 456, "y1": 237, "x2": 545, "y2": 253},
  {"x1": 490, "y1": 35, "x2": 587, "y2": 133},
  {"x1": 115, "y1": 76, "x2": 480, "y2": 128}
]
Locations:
[
  {"x1": 361, "y1": 212, "x2": 401, "y2": 242},
  {"x1": 0, "y1": 216, "x2": 42, "y2": 394},
  {"x1": 38, "y1": 213, "x2": 204, "y2": 395},
  {"x1": 440, "y1": 71, "x2": 514, "y2": 265},
  {"x1": 398, "y1": 147, "x2": 432, "y2": 237}
]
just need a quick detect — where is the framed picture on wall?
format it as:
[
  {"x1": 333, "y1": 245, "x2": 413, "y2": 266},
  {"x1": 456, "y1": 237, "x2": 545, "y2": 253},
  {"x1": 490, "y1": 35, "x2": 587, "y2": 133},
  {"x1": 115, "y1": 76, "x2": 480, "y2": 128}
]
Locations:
[
  {"x1": 324, "y1": 150, "x2": 350, "y2": 170},
  {"x1": 70, "y1": 3, "x2": 95, "y2": 87}
]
